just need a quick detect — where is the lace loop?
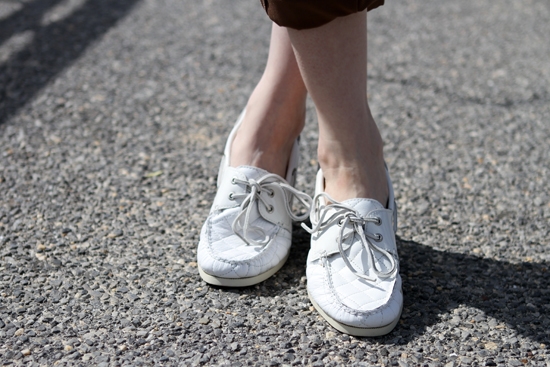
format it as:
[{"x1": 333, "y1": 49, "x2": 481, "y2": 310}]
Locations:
[
  {"x1": 302, "y1": 192, "x2": 396, "y2": 282},
  {"x1": 230, "y1": 173, "x2": 312, "y2": 246}
]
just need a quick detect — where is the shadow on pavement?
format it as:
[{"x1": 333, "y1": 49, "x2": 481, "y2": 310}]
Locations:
[
  {"x1": 383, "y1": 238, "x2": 550, "y2": 345},
  {"x1": 0, "y1": 0, "x2": 142, "y2": 125},
  {"x1": 193, "y1": 225, "x2": 549, "y2": 345}
]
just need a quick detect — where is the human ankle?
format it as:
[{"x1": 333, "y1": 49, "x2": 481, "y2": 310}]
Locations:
[
  {"x1": 229, "y1": 101, "x2": 305, "y2": 176},
  {"x1": 322, "y1": 165, "x2": 388, "y2": 204},
  {"x1": 230, "y1": 131, "x2": 295, "y2": 176},
  {"x1": 318, "y1": 138, "x2": 388, "y2": 205}
]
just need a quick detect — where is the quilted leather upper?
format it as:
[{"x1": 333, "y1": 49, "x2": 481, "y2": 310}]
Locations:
[
  {"x1": 197, "y1": 110, "x2": 302, "y2": 280},
  {"x1": 306, "y1": 169, "x2": 403, "y2": 328},
  {"x1": 198, "y1": 166, "x2": 293, "y2": 279}
]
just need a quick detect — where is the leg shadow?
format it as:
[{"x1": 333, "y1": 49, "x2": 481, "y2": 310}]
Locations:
[{"x1": 0, "y1": 0, "x2": 142, "y2": 125}]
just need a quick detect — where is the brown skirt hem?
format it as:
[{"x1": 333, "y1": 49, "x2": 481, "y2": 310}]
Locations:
[{"x1": 260, "y1": 0, "x2": 384, "y2": 30}]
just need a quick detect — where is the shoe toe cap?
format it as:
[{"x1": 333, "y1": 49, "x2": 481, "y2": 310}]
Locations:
[
  {"x1": 308, "y1": 262, "x2": 403, "y2": 329},
  {"x1": 198, "y1": 218, "x2": 291, "y2": 279}
]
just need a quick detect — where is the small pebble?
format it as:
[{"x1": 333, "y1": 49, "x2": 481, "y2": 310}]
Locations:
[{"x1": 107, "y1": 229, "x2": 123, "y2": 238}]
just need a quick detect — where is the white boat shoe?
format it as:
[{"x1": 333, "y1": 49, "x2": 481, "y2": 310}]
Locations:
[
  {"x1": 197, "y1": 110, "x2": 312, "y2": 287},
  {"x1": 303, "y1": 168, "x2": 402, "y2": 336}
]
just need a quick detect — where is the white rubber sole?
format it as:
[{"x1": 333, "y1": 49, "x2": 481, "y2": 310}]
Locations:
[
  {"x1": 198, "y1": 252, "x2": 289, "y2": 287},
  {"x1": 308, "y1": 290, "x2": 402, "y2": 337}
]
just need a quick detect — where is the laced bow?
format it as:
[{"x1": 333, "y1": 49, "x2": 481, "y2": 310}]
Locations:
[
  {"x1": 302, "y1": 193, "x2": 396, "y2": 282},
  {"x1": 230, "y1": 173, "x2": 312, "y2": 246}
]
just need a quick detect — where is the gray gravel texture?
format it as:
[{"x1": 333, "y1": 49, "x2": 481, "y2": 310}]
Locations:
[{"x1": 1, "y1": 0, "x2": 549, "y2": 366}]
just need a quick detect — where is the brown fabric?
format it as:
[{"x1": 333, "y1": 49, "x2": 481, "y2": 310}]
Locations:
[{"x1": 260, "y1": 0, "x2": 384, "y2": 30}]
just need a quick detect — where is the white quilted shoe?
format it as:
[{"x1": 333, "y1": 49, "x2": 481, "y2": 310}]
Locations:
[
  {"x1": 303, "y1": 168, "x2": 402, "y2": 336},
  {"x1": 198, "y1": 110, "x2": 312, "y2": 287}
]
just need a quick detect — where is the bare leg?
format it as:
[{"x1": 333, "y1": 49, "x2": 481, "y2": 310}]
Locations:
[
  {"x1": 230, "y1": 24, "x2": 307, "y2": 177},
  {"x1": 288, "y1": 12, "x2": 388, "y2": 204}
]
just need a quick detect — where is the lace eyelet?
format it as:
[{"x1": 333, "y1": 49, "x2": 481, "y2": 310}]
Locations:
[
  {"x1": 375, "y1": 233, "x2": 383, "y2": 242},
  {"x1": 228, "y1": 193, "x2": 234, "y2": 200},
  {"x1": 338, "y1": 219, "x2": 344, "y2": 227},
  {"x1": 231, "y1": 177, "x2": 237, "y2": 185},
  {"x1": 266, "y1": 205, "x2": 274, "y2": 213},
  {"x1": 268, "y1": 190, "x2": 274, "y2": 197},
  {"x1": 375, "y1": 217, "x2": 382, "y2": 226}
]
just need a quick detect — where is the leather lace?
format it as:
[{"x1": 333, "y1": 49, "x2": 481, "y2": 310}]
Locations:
[
  {"x1": 230, "y1": 174, "x2": 312, "y2": 246},
  {"x1": 302, "y1": 193, "x2": 396, "y2": 282}
]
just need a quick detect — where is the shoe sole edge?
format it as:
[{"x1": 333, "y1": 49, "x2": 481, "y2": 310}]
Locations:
[
  {"x1": 198, "y1": 252, "x2": 289, "y2": 287},
  {"x1": 308, "y1": 289, "x2": 402, "y2": 337}
]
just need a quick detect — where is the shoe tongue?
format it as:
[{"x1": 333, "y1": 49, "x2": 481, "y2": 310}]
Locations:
[
  {"x1": 235, "y1": 166, "x2": 271, "y2": 181},
  {"x1": 342, "y1": 198, "x2": 384, "y2": 216}
]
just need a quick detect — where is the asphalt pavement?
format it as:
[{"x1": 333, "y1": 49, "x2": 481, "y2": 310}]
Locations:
[{"x1": 1, "y1": 0, "x2": 549, "y2": 366}]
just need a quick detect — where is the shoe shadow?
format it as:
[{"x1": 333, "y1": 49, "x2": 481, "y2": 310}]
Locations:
[
  {"x1": 203, "y1": 227, "x2": 550, "y2": 346},
  {"x1": 0, "y1": 0, "x2": 142, "y2": 125},
  {"x1": 380, "y1": 237, "x2": 550, "y2": 345},
  {"x1": 281, "y1": 229, "x2": 550, "y2": 345}
]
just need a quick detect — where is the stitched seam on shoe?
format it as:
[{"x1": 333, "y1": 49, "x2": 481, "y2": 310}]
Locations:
[
  {"x1": 337, "y1": 280, "x2": 377, "y2": 309},
  {"x1": 333, "y1": 258, "x2": 394, "y2": 310},
  {"x1": 206, "y1": 215, "x2": 287, "y2": 265},
  {"x1": 202, "y1": 220, "x2": 262, "y2": 278},
  {"x1": 324, "y1": 258, "x2": 396, "y2": 318},
  {"x1": 201, "y1": 218, "x2": 240, "y2": 277},
  {"x1": 330, "y1": 257, "x2": 385, "y2": 308}
]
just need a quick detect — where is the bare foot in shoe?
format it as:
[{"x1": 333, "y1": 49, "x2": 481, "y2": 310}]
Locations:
[
  {"x1": 230, "y1": 99, "x2": 305, "y2": 177},
  {"x1": 318, "y1": 113, "x2": 389, "y2": 206}
]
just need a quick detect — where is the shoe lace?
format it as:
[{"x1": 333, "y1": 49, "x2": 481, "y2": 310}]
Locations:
[
  {"x1": 230, "y1": 174, "x2": 312, "y2": 246},
  {"x1": 302, "y1": 193, "x2": 397, "y2": 282}
]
